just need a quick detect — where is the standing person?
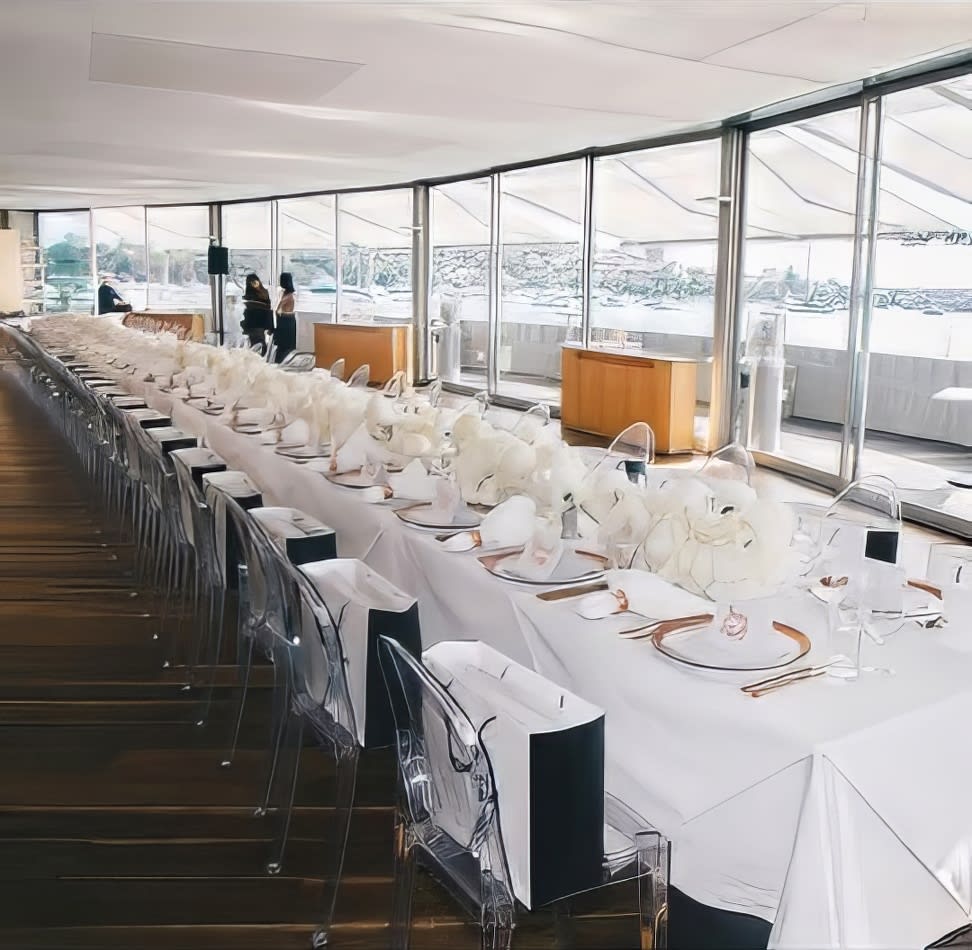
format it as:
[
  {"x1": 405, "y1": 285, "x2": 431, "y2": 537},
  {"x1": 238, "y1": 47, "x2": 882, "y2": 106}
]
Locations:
[
  {"x1": 273, "y1": 272, "x2": 297, "y2": 363},
  {"x1": 97, "y1": 276, "x2": 132, "y2": 315},
  {"x1": 241, "y1": 273, "x2": 273, "y2": 350}
]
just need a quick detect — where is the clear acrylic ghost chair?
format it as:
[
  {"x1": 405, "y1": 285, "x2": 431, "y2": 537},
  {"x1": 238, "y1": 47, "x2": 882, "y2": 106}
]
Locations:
[
  {"x1": 264, "y1": 554, "x2": 361, "y2": 947},
  {"x1": 699, "y1": 441, "x2": 755, "y2": 485},
  {"x1": 347, "y1": 363, "x2": 371, "y2": 388},
  {"x1": 220, "y1": 494, "x2": 289, "y2": 772},
  {"x1": 280, "y1": 351, "x2": 315, "y2": 372},
  {"x1": 171, "y1": 454, "x2": 230, "y2": 726},
  {"x1": 510, "y1": 401, "x2": 551, "y2": 443},
  {"x1": 576, "y1": 422, "x2": 657, "y2": 530},
  {"x1": 378, "y1": 637, "x2": 670, "y2": 950},
  {"x1": 329, "y1": 358, "x2": 346, "y2": 380}
]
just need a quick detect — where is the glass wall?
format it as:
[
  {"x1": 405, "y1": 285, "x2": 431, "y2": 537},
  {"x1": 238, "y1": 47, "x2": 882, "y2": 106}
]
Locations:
[
  {"x1": 38, "y1": 211, "x2": 92, "y2": 313},
  {"x1": 338, "y1": 189, "x2": 412, "y2": 323},
  {"x1": 221, "y1": 201, "x2": 272, "y2": 341},
  {"x1": 860, "y1": 73, "x2": 972, "y2": 524},
  {"x1": 146, "y1": 205, "x2": 211, "y2": 320},
  {"x1": 430, "y1": 178, "x2": 491, "y2": 387},
  {"x1": 498, "y1": 160, "x2": 585, "y2": 402},
  {"x1": 738, "y1": 107, "x2": 862, "y2": 474},
  {"x1": 92, "y1": 206, "x2": 148, "y2": 311},
  {"x1": 593, "y1": 138, "x2": 721, "y2": 442},
  {"x1": 278, "y1": 195, "x2": 337, "y2": 323}
]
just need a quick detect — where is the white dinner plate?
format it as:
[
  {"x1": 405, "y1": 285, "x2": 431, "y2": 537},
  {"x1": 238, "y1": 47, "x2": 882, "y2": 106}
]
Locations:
[
  {"x1": 276, "y1": 443, "x2": 330, "y2": 460},
  {"x1": 652, "y1": 617, "x2": 810, "y2": 672},
  {"x1": 481, "y1": 548, "x2": 607, "y2": 586},
  {"x1": 395, "y1": 503, "x2": 482, "y2": 530}
]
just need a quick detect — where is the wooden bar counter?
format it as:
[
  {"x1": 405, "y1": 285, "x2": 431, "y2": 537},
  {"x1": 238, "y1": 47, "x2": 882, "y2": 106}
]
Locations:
[
  {"x1": 313, "y1": 321, "x2": 411, "y2": 385},
  {"x1": 560, "y1": 343, "x2": 700, "y2": 454}
]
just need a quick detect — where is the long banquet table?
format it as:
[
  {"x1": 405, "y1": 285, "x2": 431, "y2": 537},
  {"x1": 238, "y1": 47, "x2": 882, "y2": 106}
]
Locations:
[{"x1": 9, "y1": 334, "x2": 972, "y2": 950}]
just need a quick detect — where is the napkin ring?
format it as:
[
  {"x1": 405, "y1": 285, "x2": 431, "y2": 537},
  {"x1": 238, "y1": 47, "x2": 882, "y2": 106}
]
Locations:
[
  {"x1": 613, "y1": 589, "x2": 629, "y2": 612},
  {"x1": 721, "y1": 607, "x2": 748, "y2": 639},
  {"x1": 821, "y1": 575, "x2": 849, "y2": 589}
]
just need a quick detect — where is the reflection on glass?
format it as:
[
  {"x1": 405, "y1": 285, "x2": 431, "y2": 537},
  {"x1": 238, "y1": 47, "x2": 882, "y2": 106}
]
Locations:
[
  {"x1": 431, "y1": 179, "x2": 490, "y2": 386},
  {"x1": 740, "y1": 107, "x2": 862, "y2": 474},
  {"x1": 146, "y1": 206, "x2": 212, "y2": 325},
  {"x1": 92, "y1": 207, "x2": 147, "y2": 311},
  {"x1": 338, "y1": 189, "x2": 412, "y2": 324},
  {"x1": 498, "y1": 160, "x2": 584, "y2": 403},
  {"x1": 278, "y1": 196, "x2": 337, "y2": 330},
  {"x1": 861, "y1": 74, "x2": 972, "y2": 527},
  {"x1": 593, "y1": 138, "x2": 721, "y2": 445},
  {"x1": 222, "y1": 202, "x2": 272, "y2": 342},
  {"x1": 39, "y1": 211, "x2": 92, "y2": 314}
]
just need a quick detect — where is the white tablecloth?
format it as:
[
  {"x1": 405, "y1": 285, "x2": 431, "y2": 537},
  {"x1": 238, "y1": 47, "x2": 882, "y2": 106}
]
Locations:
[{"x1": 108, "y1": 371, "x2": 972, "y2": 947}]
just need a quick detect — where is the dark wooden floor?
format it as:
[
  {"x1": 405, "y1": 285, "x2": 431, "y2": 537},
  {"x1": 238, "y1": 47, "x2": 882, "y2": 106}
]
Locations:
[{"x1": 0, "y1": 368, "x2": 650, "y2": 950}]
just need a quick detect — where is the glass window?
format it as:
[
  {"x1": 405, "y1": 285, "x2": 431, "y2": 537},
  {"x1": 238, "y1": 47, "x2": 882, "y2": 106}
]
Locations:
[
  {"x1": 221, "y1": 201, "x2": 272, "y2": 341},
  {"x1": 739, "y1": 107, "x2": 862, "y2": 474},
  {"x1": 862, "y1": 74, "x2": 972, "y2": 524},
  {"x1": 38, "y1": 211, "x2": 92, "y2": 314},
  {"x1": 338, "y1": 189, "x2": 412, "y2": 323},
  {"x1": 498, "y1": 160, "x2": 585, "y2": 402},
  {"x1": 278, "y1": 195, "x2": 337, "y2": 323},
  {"x1": 431, "y1": 178, "x2": 491, "y2": 387},
  {"x1": 92, "y1": 206, "x2": 147, "y2": 311},
  {"x1": 146, "y1": 205, "x2": 212, "y2": 324},
  {"x1": 593, "y1": 138, "x2": 721, "y2": 442}
]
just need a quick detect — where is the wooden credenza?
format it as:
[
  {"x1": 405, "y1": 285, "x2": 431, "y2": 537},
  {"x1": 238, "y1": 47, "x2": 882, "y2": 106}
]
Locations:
[
  {"x1": 313, "y1": 322, "x2": 411, "y2": 385},
  {"x1": 560, "y1": 344, "x2": 699, "y2": 454}
]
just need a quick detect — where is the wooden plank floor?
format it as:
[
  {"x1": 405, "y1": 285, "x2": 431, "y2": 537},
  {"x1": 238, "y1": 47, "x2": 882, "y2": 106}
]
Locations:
[{"x1": 0, "y1": 370, "x2": 651, "y2": 950}]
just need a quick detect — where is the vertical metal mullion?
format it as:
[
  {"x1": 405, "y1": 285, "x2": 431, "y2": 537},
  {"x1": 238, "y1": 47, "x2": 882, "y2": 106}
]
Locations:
[
  {"x1": 142, "y1": 206, "x2": 150, "y2": 310},
  {"x1": 88, "y1": 210, "x2": 97, "y2": 316},
  {"x1": 581, "y1": 154, "x2": 595, "y2": 349},
  {"x1": 709, "y1": 127, "x2": 747, "y2": 451},
  {"x1": 334, "y1": 195, "x2": 342, "y2": 323},
  {"x1": 849, "y1": 96, "x2": 883, "y2": 481},
  {"x1": 411, "y1": 185, "x2": 431, "y2": 382},
  {"x1": 269, "y1": 200, "x2": 279, "y2": 296},
  {"x1": 209, "y1": 204, "x2": 224, "y2": 344},
  {"x1": 487, "y1": 173, "x2": 502, "y2": 395},
  {"x1": 839, "y1": 96, "x2": 881, "y2": 482}
]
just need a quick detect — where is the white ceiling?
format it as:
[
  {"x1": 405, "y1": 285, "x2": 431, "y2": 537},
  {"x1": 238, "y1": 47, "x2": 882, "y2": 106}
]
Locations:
[{"x1": 0, "y1": 0, "x2": 969, "y2": 211}]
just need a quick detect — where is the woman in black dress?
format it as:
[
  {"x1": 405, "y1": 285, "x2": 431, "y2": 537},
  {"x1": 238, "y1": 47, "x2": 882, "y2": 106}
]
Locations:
[
  {"x1": 241, "y1": 273, "x2": 273, "y2": 350},
  {"x1": 273, "y1": 272, "x2": 297, "y2": 363}
]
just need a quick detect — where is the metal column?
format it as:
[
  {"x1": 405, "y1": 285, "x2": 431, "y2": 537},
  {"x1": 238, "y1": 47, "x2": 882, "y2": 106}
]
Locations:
[
  {"x1": 487, "y1": 174, "x2": 502, "y2": 395},
  {"x1": 580, "y1": 154, "x2": 595, "y2": 350},
  {"x1": 209, "y1": 204, "x2": 224, "y2": 344},
  {"x1": 709, "y1": 127, "x2": 747, "y2": 452},
  {"x1": 333, "y1": 196, "x2": 342, "y2": 324},
  {"x1": 839, "y1": 96, "x2": 883, "y2": 483},
  {"x1": 411, "y1": 185, "x2": 432, "y2": 383}
]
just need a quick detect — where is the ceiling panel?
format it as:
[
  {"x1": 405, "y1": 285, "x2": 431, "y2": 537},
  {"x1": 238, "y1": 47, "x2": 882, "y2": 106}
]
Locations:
[{"x1": 0, "y1": 0, "x2": 966, "y2": 209}]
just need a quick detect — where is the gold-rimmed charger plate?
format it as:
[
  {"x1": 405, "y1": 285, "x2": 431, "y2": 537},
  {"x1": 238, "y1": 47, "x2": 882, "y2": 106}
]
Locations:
[
  {"x1": 480, "y1": 548, "x2": 608, "y2": 586},
  {"x1": 396, "y1": 502, "x2": 482, "y2": 530},
  {"x1": 652, "y1": 619, "x2": 810, "y2": 672}
]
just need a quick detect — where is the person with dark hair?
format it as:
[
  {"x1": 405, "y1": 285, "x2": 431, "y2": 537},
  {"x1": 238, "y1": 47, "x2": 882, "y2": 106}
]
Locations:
[
  {"x1": 241, "y1": 273, "x2": 273, "y2": 350},
  {"x1": 273, "y1": 272, "x2": 297, "y2": 363},
  {"x1": 97, "y1": 276, "x2": 132, "y2": 315}
]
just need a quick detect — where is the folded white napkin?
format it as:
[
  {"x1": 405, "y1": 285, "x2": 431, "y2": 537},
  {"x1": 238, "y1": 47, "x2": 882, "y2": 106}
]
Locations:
[
  {"x1": 507, "y1": 519, "x2": 564, "y2": 581},
  {"x1": 387, "y1": 459, "x2": 437, "y2": 501},
  {"x1": 478, "y1": 495, "x2": 537, "y2": 549},
  {"x1": 576, "y1": 569, "x2": 711, "y2": 620},
  {"x1": 427, "y1": 479, "x2": 462, "y2": 523},
  {"x1": 279, "y1": 418, "x2": 311, "y2": 446}
]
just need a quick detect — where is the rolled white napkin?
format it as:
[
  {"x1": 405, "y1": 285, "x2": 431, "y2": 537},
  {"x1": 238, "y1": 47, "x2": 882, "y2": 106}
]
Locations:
[
  {"x1": 576, "y1": 569, "x2": 711, "y2": 620},
  {"x1": 507, "y1": 519, "x2": 564, "y2": 581},
  {"x1": 386, "y1": 459, "x2": 438, "y2": 501}
]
